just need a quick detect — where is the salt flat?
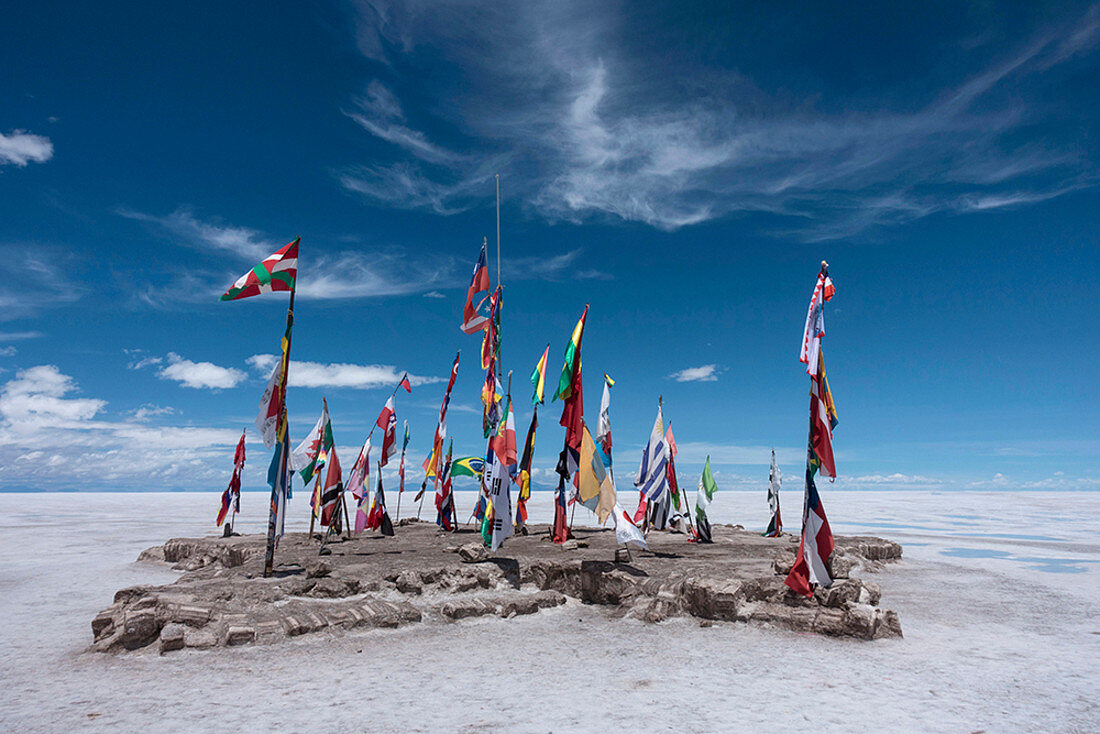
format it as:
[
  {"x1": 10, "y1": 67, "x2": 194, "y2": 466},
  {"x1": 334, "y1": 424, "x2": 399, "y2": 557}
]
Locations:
[{"x1": 1, "y1": 490, "x2": 1097, "y2": 733}]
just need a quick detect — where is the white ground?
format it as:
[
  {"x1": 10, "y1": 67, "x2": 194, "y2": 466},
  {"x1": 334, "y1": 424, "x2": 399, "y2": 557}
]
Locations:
[{"x1": 1, "y1": 490, "x2": 1097, "y2": 733}]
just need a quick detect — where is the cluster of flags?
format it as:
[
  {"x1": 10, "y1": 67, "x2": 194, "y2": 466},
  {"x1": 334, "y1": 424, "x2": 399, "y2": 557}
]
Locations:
[{"x1": 213, "y1": 235, "x2": 836, "y2": 583}]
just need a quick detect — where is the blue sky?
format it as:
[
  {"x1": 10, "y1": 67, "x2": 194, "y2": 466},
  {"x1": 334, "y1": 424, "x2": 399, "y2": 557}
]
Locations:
[{"x1": 1, "y1": 1, "x2": 1097, "y2": 493}]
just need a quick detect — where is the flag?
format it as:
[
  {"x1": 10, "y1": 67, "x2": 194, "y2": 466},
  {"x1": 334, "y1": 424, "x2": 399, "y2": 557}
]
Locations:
[
  {"x1": 318, "y1": 444, "x2": 343, "y2": 528},
  {"x1": 487, "y1": 403, "x2": 516, "y2": 551},
  {"x1": 613, "y1": 502, "x2": 647, "y2": 549},
  {"x1": 530, "y1": 344, "x2": 549, "y2": 405},
  {"x1": 348, "y1": 438, "x2": 372, "y2": 534},
  {"x1": 785, "y1": 463, "x2": 835, "y2": 597},
  {"x1": 217, "y1": 430, "x2": 246, "y2": 526},
  {"x1": 554, "y1": 305, "x2": 589, "y2": 474},
  {"x1": 436, "y1": 440, "x2": 455, "y2": 531},
  {"x1": 765, "y1": 449, "x2": 782, "y2": 537},
  {"x1": 398, "y1": 421, "x2": 410, "y2": 493},
  {"x1": 800, "y1": 263, "x2": 835, "y2": 376},
  {"x1": 423, "y1": 352, "x2": 459, "y2": 478},
  {"x1": 266, "y1": 424, "x2": 292, "y2": 539},
  {"x1": 552, "y1": 471, "x2": 572, "y2": 543},
  {"x1": 291, "y1": 402, "x2": 332, "y2": 486},
  {"x1": 695, "y1": 455, "x2": 717, "y2": 543},
  {"x1": 399, "y1": 373, "x2": 412, "y2": 393},
  {"x1": 366, "y1": 467, "x2": 394, "y2": 536},
  {"x1": 595, "y1": 373, "x2": 613, "y2": 466},
  {"x1": 220, "y1": 238, "x2": 299, "y2": 301},
  {"x1": 515, "y1": 407, "x2": 537, "y2": 525},
  {"x1": 481, "y1": 286, "x2": 501, "y2": 371},
  {"x1": 255, "y1": 360, "x2": 283, "y2": 450},
  {"x1": 810, "y1": 350, "x2": 838, "y2": 479},
  {"x1": 461, "y1": 240, "x2": 492, "y2": 334},
  {"x1": 666, "y1": 425, "x2": 680, "y2": 511},
  {"x1": 376, "y1": 396, "x2": 397, "y2": 467},
  {"x1": 634, "y1": 404, "x2": 668, "y2": 501},
  {"x1": 451, "y1": 456, "x2": 486, "y2": 478},
  {"x1": 481, "y1": 368, "x2": 503, "y2": 438},
  {"x1": 632, "y1": 493, "x2": 647, "y2": 525},
  {"x1": 577, "y1": 423, "x2": 616, "y2": 525}
]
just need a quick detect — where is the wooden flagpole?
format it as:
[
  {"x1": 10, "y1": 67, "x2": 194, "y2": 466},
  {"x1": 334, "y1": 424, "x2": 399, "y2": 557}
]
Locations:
[{"x1": 263, "y1": 287, "x2": 295, "y2": 578}]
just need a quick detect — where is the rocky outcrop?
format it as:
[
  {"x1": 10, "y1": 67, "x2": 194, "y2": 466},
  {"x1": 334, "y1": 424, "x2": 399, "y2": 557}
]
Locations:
[{"x1": 92, "y1": 523, "x2": 903, "y2": 654}]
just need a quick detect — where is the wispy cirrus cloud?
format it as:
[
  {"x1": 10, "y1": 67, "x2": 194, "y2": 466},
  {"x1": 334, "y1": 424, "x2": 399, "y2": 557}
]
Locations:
[
  {"x1": 0, "y1": 130, "x2": 53, "y2": 167},
  {"x1": 0, "y1": 248, "x2": 83, "y2": 320},
  {"x1": 345, "y1": 1, "x2": 1100, "y2": 239},
  {"x1": 669, "y1": 364, "x2": 721, "y2": 383},
  {"x1": 247, "y1": 354, "x2": 443, "y2": 390}
]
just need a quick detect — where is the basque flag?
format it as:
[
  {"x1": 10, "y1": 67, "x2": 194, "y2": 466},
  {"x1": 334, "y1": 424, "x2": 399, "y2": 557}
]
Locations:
[{"x1": 461, "y1": 241, "x2": 491, "y2": 334}]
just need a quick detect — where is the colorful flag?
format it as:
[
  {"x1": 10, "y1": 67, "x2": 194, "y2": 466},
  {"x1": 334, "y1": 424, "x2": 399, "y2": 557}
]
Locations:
[
  {"x1": 436, "y1": 440, "x2": 455, "y2": 531},
  {"x1": 318, "y1": 444, "x2": 343, "y2": 528},
  {"x1": 366, "y1": 467, "x2": 394, "y2": 536},
  {"x1": 554, "y1": 305, "x2": 589, "y2": 474},
  {"x1": 349, "y1": 438, "x2": 372, "y2": 534},
  {"x1": 595, "y1": 373, "x2": 613, "y2": 466},
  {"x1": 530, "y1": 344, "x2": 549, "y2": 406},
  {"x1": 487, "y1": 402, "x2": 516, "y2": 550},
  {"x1": 398, "y1": 421, "x2": 410, "y2": 493},
  {"x1": 785, "y1": 463, "x2": 835, "y2": 597},
  {"x1": 217, "y1": 430, "x2": 246, "y2": 527},
  {"x1": 267, "y1": 424, "x2": 292, "y2": 539},
  {"x1": 255, "y1": 360, "x2": 283, "y2": 450},
  {"x1": 376, "y1": 395, "x2": 397, "y2": 467},
  {"x1": 800, "y1": 263, "x2": 835, "y2": 376},
  {"x1": 291, "y1": 401, "x2": 332, "y2": 485},
  {"x1": 423, "y1": 352, "x2": 460, "y2": 478},
  {"x1": 634, "y1": 404, "x2": 668, "y2": 501},
  {"x1": 220, "y1": 238, "x2": 299, "y2": 301},
  {"x1": 695, "y1": 455, "x2": 718, "y2": 543},
  {"x1": 451, "y1": 456, "x2": 486, "y2": 478},
  {"x1": 515, "y1": 407, "x2": 537, "y2": 526},
  {"x1": 461, "y1": 240, "x2": 492, "y2": 334},
  {"x1": 613, "y1": 502, "x2": 647, "y2": 549},
  {"x1": 552, "y1": 471, "x2": 572, "y2": 544},
  {"x1": 481, "y1": 367, "x2": 503, "y2": 438},
  {"x1": 398, "y1": 373, "x2": 412, "y2": 393},
  {"x1": 481, "y1": 286, "x2": 501, "y2": 370},
  {"x1": 764, "y1": 449, "x2": 782, "y2": 537},
  {"x1": 577, "y1": 423, "x2": 616, "y2": 525},
  {"x1": 810, "y1": 351, "x2": 838, "y2": 478}
]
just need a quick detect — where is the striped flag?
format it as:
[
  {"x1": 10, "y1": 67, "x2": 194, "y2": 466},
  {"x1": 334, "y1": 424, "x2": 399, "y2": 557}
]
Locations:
[
  {"x1": 461, "y1": 240, "x2": 492, "y2": 334},
  {"x1": 595, "y1": 373, "x2": 613, "y2": 465},
  {"x1": 255, "y1": 360, "x2": 283, "y2": 450},
  {"x1": 423, "y1": 352, "x2": 460, "y2": 478},
  {"x1": 694, "y1": 455, "x2": 717, "y2": 543},
  {"x1": 810, "y1": 350, "x2": 838, "y2": 478},
  {"x1": 784, "y1": 464, "x2": 835, "y2": 597},
  {"x1": 530, "y1": 344, "x2": 549, "y2": 406},
  {"x1": 291, "y1": 402, "x2": 332, "y2": 486},
  {"x1": 634, "y1": 404, "x2": 668, "y2": 501},
  {"x1": 318, "y1": 444, "x2": 342, "y2": 528},
  {"x1": 555, "y1": 305, "x2": 589, "y2": 475},
  {"x1": 515, "y1": 407, "x2": 537, "y2": 526},
  {"x1": 488, "y1": 400, "x2": 517, "y2": 550},
  {"x1": 398, "y1": 421, "x2": 410, "y2": 493},
  {"x1": 220, "y1": 238, "x2": 299, "y2": 301},
  {"x1": 577, "y1": 423, "x2": 616, "y2": 525},
  {"x1": 435, "y1": 440, "x2": 455, "y2": 530},
  {"x1": 800, "y1": 263, "x2": 835, "y2": 376}
]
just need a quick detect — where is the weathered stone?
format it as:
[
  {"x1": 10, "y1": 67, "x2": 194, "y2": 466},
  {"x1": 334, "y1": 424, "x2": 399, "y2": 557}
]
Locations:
[
  {"x1": 173, "y1": 605, "x2": 212, "y2": 627},
  {"x1": 225, "y1": 625, "x2": 255, "y2": 646},
  {"x1": 183, "y1": 629, "x2": 218, "y2": 649},
  {"x1": 159, "y1": 623, "x2": 185, "y2": 654},
  {"x1": 91, "y1": 610, "x2": 116, "y2": 639},
  {"x1": 395, "y1": 570, "x2": 423, "y2": 594},
  {"x1": 560, "y1": 539, "x2": 579, "y2": 551},
  {"x1": 458, "y1": 544, "x2": 488, "y2": 563},
  {"x1": 119, "y1": 608, "x2": 159, "y2": 650},
  {"x1": 828, "y1": 553, "x2": 854, "y2": 579}
]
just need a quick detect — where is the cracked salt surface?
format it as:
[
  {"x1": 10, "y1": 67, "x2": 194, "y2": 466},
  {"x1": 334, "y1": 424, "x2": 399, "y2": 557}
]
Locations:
[{"x1": 0, "y1": 490, "x2": 1097, "y2": 732}]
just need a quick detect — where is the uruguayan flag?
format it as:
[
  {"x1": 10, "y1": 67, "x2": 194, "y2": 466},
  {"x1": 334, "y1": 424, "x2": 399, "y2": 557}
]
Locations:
[{"x1": 634, "y1": 405, "x2": 668, "y2": 501}]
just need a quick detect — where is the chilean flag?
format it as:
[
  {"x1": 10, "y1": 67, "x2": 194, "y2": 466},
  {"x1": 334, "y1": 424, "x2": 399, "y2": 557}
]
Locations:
[
  {"x1": 461, "y1": 241, "x2": 491, "y2": 334},
  {"x1": 398, "y1": 373, "x2": 412, "y2": 393},
  {"x1": 784, "y1": 466, "x2": 835, "y2": 597},
  {"x1": 376, "y1": 396, "x2": 397, "y2": 467}
]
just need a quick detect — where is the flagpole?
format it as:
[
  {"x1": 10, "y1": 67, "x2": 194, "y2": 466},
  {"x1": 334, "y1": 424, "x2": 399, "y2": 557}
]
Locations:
[
  {"x1": 495, "y1": 174, "x2": 501, "y2": 288},
  {"x1": 263, "y1": 286, "x2": 295, "y2": 578}
]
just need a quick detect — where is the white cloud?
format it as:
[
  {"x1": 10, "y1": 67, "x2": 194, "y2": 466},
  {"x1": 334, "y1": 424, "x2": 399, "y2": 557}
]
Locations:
[
  {"x1": 0, "y1": 365, "x2": 247, "y2": 490},
  {"x1": 422, "y1": 290, "x2": 446, "y2": 299},
  {"x1": 669, "y1": 364, "x2": 721, "y2": 382},
  {"x1": 129, "y1": 403, "x2": 177, "y2": 421},
  {"x1": 155, "y1": 353, "x2": 247, "y2": 390},
  {"x1": 247, "y1": 354, "x2": 443, "y2": 390},
  {"x1": 0, "y1": 130, "x2": 53, "y2": 167},
  {"x1": 0, "y1": 251, "x2": 82, "y2": 320},
  {"x1": 345, "y1": 81, "x2": 461, "y2": 163},
  {"x1": 345, "y1": 1, "x2": 1099, "y2": 239},
  {"x1": 0, "y1": 346, "x2": 16, "y2": 357},
  {"x1": 0, "y1": 331, "x2": 42, "y2": 341},
  {"x1": 117, "y1": 207, "x2": 274, "y2": 261}
]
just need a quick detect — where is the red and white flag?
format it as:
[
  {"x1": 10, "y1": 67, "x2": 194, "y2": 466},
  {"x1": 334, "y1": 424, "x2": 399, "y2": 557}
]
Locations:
[
  {"x1": 376, "y1": 396, "x2": 397, "y2": 467},
  {"x1": 423, "y1": 352, "x2": 460, "y2": 478},
  {"x1": 460, "y1": 241, "x2": 491, "y2": 334},
  {"x1": 319, "y1": 445, "x2": 343, "y2": 527},
  {"x1": 398, "y1": 373, "x2": 412, "y2": 393},
  {"x1": 785, "y1": 469, "x2": 835, "y2": 597},
  {"x1": 255, "y1": 361, "x2": 282, "y2": 449},
  {"x1": 800, "y1": 264, "x2": 835, "y2": 376}
]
